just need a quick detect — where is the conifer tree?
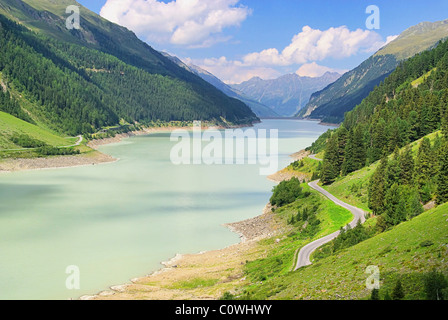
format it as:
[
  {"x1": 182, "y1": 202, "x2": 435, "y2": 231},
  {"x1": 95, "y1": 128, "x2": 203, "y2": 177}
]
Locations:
[
  {"x1": 336, "y1": 125, "x2": 348, "y2": 168},
  {"x1": 391, "y1": 279, "x2": 405, "y2": 300},
  {"x1": 321, "y1": 134, "x2": 340, "y2": 185},
  {"x1": 436, "y1": 143, "x2": 448, "y2": 205},
  {"x1": 414, "y1": 138, "x2": 435, "y2": 202},
  {"x1": 386, "y1": 148, "x2": 402, "y2": 188},
  {"x1": 368, "y1": 157, "x2": 388, "y2": 215},
  {"x1": 405, "y1": 187, "x2": 424, "y2": 219},
  {"x1": 342, "y1": 125, "x2": 367, "y2": 175},
  {"x1": 442, "y1": 91, "x2": 448, "y2": 139},
  {"x1": 424, "y1": 270, "x2": 448, "y2": 300},
  {"x1": 383, "y1": 183, "x2": 406, "y2": 226},
  {"x1": 399, "y1": 146, "x2": 415, "y2": 185},
  {"x1": 370, "y1": 289, "x2": 380, "y2": 300}
]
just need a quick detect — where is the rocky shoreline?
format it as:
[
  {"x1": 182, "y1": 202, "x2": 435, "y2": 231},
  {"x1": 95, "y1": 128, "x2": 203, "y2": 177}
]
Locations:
[
  {"x1": 81, "y1": 202, "x2": 288, "y2": 300},
  {"x1": 86, "y1": 126, "x2": 192, "y2": 150},
  {"x1": 1, "y1": 122, "x2": 295, "y2": 300},
  {"x1": 267, "y1": 149, "x2": 311, "y2": 183},
  {"x1": 0, "y1": 151, "x2": 117, "y2": 173},
  {"x1": 0, "y1": 124, "x2": 237, "y2": 173},
  {"x1": 81, "y1": 149, "x2": 304, "y2": 300}
]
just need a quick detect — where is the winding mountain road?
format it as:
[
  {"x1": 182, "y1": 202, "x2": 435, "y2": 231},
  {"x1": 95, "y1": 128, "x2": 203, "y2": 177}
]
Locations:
[
  {"x1": 308, "y1": 154, "x2": 323, "y2": 161},
  {"x1": 293, "y1": 180, "x2": 366, "y2": 271}
]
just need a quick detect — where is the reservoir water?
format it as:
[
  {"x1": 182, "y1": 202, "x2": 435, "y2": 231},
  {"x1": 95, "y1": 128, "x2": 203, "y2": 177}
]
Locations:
[{"x1": 0, "y1": 119, "x2": 328, "y2": 299}]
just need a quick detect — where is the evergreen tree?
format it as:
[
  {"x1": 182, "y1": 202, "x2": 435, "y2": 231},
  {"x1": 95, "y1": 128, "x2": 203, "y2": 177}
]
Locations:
[
  {"x1": 342, "y1": 125, "x2": 366, "y2": 175},
  {"x1": 386, "y1": 148, "x2": 402, "y2": 188},
  {"x1": 405, "y1": 187, "x2": 424, "y2": 219},
  {"x1": 414, "y1": 138, "x2": 435, "y2": 202},
  {"x1": 321, "y1": 134, "x2": 340, "y2": 185},
  {"x1": 370, "y1": 289, "x2": 380, "y2": 300},
  {"x1": 383, "y1": 183, "x2": 407, "y2": 227},
  {"x1": 399, "y1": 146, "x2": 415, "y2": 185},
  {"x1": 424, "y1": 270, "x2": 448, "y2": 300},
  {"x1": 437, "y1": 143, "x2": 448, "y2": 204},
  {"x1": 442, "y1": 91, "x2": 448, "y2": 139},
  {"x1": 336, "y1": 125, "x2": 348, "y2": 168},
  {"x1": 391, "y1": 279, "x2": 405, "y2": 300},
  {"x1": 369, "y1": 117, "x2": 387, "y2": 163},
  {"x1": 368, "y1": 157, "x2": 388, "y2": 215}
]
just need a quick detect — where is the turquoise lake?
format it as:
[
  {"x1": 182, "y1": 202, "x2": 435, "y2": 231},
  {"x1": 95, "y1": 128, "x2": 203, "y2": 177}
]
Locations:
[{"x1": 0, "y1": 119, "x2": 328, "y2": 299}]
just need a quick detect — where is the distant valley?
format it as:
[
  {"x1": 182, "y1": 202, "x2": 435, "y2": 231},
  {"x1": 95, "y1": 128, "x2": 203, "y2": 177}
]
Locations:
[{"x1": 230, "y1": 72, "x2": 341, "y2": 117}]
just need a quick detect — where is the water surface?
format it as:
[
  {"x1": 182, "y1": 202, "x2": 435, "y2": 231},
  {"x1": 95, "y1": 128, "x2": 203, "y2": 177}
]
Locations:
[{"x1": 0, "y1": 119, "x2": 328, "y2": 299}]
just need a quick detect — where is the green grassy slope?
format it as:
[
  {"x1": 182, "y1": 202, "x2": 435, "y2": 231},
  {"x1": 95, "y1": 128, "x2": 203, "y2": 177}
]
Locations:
[
  {"x1": 241, "y1": 202, "x2": 448, "y2": 300},
  {"x1": 240, "y1": 183, "x2": 353, "y2": 293},
  {"x1": 237, "y1": 128, "x2": 447, "y2": 300},
  {"x1": 322, "y1": 131, "x2": 443, "y2": 212},
  {"x1": 376, "y1": 20, "x2": 448, "y2": 60},
  {"x1": 0, "y1": 111, "x2": 72, "y2": 150}
]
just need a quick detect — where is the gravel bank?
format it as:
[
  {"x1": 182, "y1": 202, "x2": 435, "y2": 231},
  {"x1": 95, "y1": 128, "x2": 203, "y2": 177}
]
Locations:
[{"x1": 0, "y1": 151, "x2": 116, "y2": 173}]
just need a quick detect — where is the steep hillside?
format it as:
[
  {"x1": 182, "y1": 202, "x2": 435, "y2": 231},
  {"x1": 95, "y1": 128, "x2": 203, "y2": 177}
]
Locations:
[
  {"x1": 0, "y1": 111, "x2": 73, "y2": 150},
  {"x1": 231, "y1": 72, "x2": 341, "y2": 117},
  {"x1": 299, "y1": 55, "x2": 398, "y2": 123},
  {"x1": 241, "y1": 201, "x2": 448, "y2": 300},
  {"x1": 317, "y1": 38, "x2": 448, "y2": 185},
  {"x1": 161, "y1": 53, "x2": 279, "y2": 118},
  {"x1": 0, "y1": 0, "x2": 257, "y2": 138},
  {"x1": 237, "y1": 38, "x2": 448, "y2": 300},
  {"x1": 299, "y1": 19, "x2": 448, "y2": 123}
]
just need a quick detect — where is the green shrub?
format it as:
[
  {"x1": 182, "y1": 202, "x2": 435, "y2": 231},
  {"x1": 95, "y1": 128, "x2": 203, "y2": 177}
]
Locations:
[
  {"x1": 37, "y1": 146, "x2": 80, "y2": 156},
  {"x1": 10, "y1": 134, "x2": 47, "y2": 148},
  {"x1": 270, "y1": 177, "x2": 303, "y2": 207}
]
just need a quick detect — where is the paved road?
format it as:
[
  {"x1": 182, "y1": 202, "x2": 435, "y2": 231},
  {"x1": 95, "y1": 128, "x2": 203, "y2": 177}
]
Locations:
[
  {"x1": 293, "y1": 180, "x2": 366, "y2": 271},
  {"x1": 70, "y1": 135, "x2": 83, "y2": 147},
  {"x1": 309, "y1": 154, "x2": 323, "y2": 161}
]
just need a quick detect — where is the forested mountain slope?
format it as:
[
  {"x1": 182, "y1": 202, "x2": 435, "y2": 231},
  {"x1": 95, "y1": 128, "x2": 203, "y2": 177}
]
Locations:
[
  {"x1": 0, "y1": 0, "x2": 257, "y2": 137},
  {"x1": 235, "y1": 40, "x2": 448, "y2": 301},
  {"x1": 299, "y1": 19, "x2": 448, "y2": 123},
  {"x1": 161, "y1": 53, "x2": 279, "y2": 118},
  {"x1": 317, "y1": 39, "x2": 448, "y2": 224}
]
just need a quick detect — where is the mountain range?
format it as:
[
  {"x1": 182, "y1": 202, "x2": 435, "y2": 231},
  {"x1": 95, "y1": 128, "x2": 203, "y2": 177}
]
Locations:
[
  {"x1": 161, "y1": 53, "x2": 280, "y2": 118},
  {"x1": 298, "y1": 19, "x2": 448, "y2": 123},
  {"x1": 230, "y1": 72, "x2": 342, "y2": 117}
]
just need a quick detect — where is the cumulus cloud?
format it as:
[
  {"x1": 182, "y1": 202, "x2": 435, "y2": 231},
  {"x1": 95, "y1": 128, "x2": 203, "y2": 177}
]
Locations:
[
  {"x1": 100, "y1": 0, "x2": 251, "y2": 47},
  {"x1": 243, "y1": 25, "x2": 388, "y2": 67},
  {"x1": 295, "y1": 62, "x2": 347, "y2": 78},
  {"x1": 185, "y1": 56, "x2": 281, "y2": 84},
  {"x1": 385, "y1": 35, "x2": 399, "y2": 46}
]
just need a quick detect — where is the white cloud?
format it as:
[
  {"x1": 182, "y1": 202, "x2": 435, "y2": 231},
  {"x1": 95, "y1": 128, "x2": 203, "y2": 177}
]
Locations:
[
  {"x1": 385, "y1": 35, "x2": 399, "y2": 46},
  {"x1": 184, "y1": 56, "x2": 281, "y2": 84},
  {"x1": 100, "y1": 0, "x2": 251, "y2": 48},
  {"x1": 296, "y1": 62, "x2": 347, "y2": 78},
  {"x1": 242, "y1": 25, "x2": 389, "y2": 67}
]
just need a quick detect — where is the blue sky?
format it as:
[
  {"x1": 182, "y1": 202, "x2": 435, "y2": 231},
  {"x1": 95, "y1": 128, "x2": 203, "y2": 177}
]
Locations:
[{"x1": 77, "y1": 0, "x2": 448, "y2": 83}]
